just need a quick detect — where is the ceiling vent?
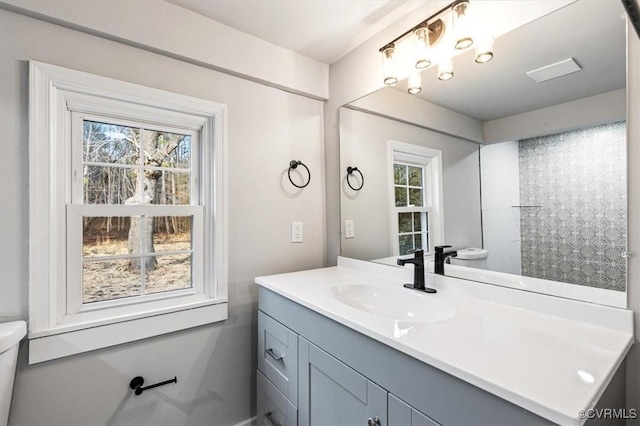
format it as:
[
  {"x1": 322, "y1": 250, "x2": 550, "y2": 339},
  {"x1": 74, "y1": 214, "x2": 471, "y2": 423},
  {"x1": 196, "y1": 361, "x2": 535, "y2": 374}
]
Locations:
[{"x1": 526, "y1": 58, "x2": 582, "y2": 83}]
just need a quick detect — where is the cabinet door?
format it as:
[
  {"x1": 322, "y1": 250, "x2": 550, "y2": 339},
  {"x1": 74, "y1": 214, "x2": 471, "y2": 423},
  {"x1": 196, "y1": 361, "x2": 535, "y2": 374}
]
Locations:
[
  {"x1": 298, "y1": 337, "x2": 387, "y2": 426},
  {"x1": 388, "y1": 394, "x2": 439, "y2": 426}
]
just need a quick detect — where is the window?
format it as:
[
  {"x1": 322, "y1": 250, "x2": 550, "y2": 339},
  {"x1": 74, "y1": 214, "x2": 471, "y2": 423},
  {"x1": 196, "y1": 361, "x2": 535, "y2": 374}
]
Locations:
[
  {"x1": 388, "y1": 141, "x2": 444, "y2": 256},
  {"x1": 393, "y1": 163, "x2": 429, "y2": 255},
  {"x1": 29, "y1": 61, "x2": 227, "y2": 363}
]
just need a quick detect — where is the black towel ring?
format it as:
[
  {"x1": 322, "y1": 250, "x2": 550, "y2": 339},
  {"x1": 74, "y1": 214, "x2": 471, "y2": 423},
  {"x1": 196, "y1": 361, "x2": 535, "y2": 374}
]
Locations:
[
  {"x1": 288, "y1": 160, "x2": 311, "y2": 188},
  {"x1": 346, "y1": 166, "x2": 364, "y2": 191}
]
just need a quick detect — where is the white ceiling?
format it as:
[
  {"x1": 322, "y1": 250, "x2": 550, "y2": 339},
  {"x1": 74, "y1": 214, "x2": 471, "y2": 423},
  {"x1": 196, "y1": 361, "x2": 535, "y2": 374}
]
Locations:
[{"x1": 166, "y1": 0, "x2": 424, "y2": 64}]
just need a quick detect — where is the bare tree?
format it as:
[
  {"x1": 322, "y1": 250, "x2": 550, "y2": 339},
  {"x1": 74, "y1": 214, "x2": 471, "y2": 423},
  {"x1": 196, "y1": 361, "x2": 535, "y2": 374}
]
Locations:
[
  {"x1": 125, "y1": 130, "x2": 184, "y2": 270},
  {"x1": 82, "y1": 122, "x2": 189, "y2": 271}
]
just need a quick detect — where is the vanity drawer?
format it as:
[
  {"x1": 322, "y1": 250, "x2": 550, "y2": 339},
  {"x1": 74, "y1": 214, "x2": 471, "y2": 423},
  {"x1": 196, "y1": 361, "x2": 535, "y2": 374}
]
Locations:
[
  {"x1": 257, "y1": 370, "x2": 297, "y2": 426},
  {"x1": 258, "y1": 310, "x2": 298, "y2": 405}
]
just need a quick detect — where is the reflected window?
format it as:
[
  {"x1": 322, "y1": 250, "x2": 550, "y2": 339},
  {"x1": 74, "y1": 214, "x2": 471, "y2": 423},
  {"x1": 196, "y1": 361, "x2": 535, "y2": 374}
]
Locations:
[
  {"x1": 394, "y1": 163, "x2": 429, "y2": 255},
  {"x1": 390, "y1": 142, "x2": 444, "y2": 257}
]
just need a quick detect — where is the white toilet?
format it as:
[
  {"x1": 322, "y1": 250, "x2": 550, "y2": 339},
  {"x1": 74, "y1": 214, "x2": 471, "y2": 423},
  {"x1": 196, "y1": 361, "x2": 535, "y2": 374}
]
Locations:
[
  {"x1": 0, "y1": 321, "x2": 26, "y2": 426},
  {"x1": 449, "y1": 248, "x2": 489, "y2": 269}
]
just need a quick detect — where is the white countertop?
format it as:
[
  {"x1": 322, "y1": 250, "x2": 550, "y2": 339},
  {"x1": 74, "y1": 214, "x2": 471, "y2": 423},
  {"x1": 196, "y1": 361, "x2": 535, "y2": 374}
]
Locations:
[{"x1": 255, "y1": 257, "x2": 634, "y2": 426}]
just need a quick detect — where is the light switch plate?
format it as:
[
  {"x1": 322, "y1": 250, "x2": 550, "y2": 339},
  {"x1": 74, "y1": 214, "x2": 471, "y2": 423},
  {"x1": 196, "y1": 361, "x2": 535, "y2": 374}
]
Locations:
[
  {"x1": 291, "y1": 221, "x2": 303, "y2": 243},
  {"x1": 345, "y1": 219, "x2": 355, "y2": 239}
]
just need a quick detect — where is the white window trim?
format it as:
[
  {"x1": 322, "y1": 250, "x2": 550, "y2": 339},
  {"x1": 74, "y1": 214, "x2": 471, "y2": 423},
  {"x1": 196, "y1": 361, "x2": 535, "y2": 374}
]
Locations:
[
  {"x1": 387, "y1": 140, "x2": 445, "y2": 256},
  {"x1": 28, "y1": 61, "x2": 228, "y2": 364}
]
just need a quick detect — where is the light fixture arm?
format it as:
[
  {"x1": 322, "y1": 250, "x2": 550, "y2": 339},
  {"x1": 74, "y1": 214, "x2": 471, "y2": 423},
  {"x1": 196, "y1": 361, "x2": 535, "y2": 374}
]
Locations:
[
  {"x1": 622, "y1": 0, "x2": 640, "y2": 39},
  {"x1": 379, "y1": 0, "x2": 468, "y2": 52}
]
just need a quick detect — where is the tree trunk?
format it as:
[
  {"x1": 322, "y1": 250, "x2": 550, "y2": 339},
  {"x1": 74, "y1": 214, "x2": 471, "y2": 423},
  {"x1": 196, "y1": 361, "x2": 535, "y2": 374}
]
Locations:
[
  {"x1": 127, "y1": 215, "x2": 157, "y2": 270},
  {"x1": 125, "y1": 130, "x2": 183, "y2": 271}
]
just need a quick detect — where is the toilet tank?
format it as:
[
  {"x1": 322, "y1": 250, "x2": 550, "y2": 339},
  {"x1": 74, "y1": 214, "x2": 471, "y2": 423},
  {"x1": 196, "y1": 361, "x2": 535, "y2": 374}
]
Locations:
[
  {"x1": 449, "y1": 248, "x2": 489, "y2": 268},
  {"x1": 0, "y1": 321, "x2": 26, "y2": 426}
]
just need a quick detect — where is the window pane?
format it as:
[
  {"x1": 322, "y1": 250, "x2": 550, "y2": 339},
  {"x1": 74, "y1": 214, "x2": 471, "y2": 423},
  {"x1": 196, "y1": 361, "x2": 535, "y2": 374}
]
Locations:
[
  {"x1": 398, "y1": 213, "x2": 413, "y2": 233},
  {"x1": 145, "y1": 254, "x2": 192, "y2": 294},
  {"x1": 164, "y1": 134, "x2": 191, "y2": 169},
  {"x1": 393, "y1": 164, "x2": 406, "y2": 185},
  {"x1": 124, "y1": 216, "x2": 155, "y2": 254},
  {"x1": 83, "y1": 216, "x2": 133, "y2": 257},
  {"x1": 143, "y1": 130, "x2": 191, "y2": 169},
  {"x1": 155, "y1": 171, "x2": 191, "y2": 204},
  {"x1": 152, "y1": 216, "x2": 192, "y2": 252},
  {"x1": 408, "y1": 166, "x2": 422, "y2": 187},
  {"x1": 399, "y1": 235, "x2": 413, "y2": 256},
  {"x1": 413, "y1": 212, "x2": 422, "y2": 232},
  {"x1": 409, "y1": 188, "x2": 423, "y2": 206},
  {"x1": 84, "y1": 121, "x2": 139, "y2": 165},
  {"x1": 83, "y1": 259, "x2": 141, "y2": 303},
  {"x1": 414, "y1": 234, "x2": 422, "y2": 250},
  {"x1": 84, "y1": 165, "x2": 136, "y2": 204},
  {"x1": 395, "y1": 187, "x2": 407, "y2": 207}
]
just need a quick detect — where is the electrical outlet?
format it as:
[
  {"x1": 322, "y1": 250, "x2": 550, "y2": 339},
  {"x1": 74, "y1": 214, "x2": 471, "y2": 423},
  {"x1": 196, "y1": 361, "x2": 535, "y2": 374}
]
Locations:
[
  {"x1": 345, "y1": 219, "x2": 355, "y2": 239},
  {"x1": 291, "y1": 221, "x2": 303, "y2": 243}
]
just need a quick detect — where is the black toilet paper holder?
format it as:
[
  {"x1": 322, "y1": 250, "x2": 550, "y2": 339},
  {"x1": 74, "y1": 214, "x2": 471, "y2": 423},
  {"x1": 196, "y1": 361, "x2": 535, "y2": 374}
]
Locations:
[{"x1": 129, "y1": 376, "x2": 177, "y2": 396}]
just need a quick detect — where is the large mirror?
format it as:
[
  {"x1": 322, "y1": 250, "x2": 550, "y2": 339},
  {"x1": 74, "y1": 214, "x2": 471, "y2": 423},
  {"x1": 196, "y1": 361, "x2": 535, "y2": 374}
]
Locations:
[{"x1": 339, "y1": 0, "x2": 627, "y2": 307}]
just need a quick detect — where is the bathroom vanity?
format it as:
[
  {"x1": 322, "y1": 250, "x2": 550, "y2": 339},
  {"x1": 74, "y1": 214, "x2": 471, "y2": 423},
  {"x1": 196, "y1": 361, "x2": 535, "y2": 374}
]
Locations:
[{"x1": 255, "y1": 258, "x2": 633, "y2": 426}]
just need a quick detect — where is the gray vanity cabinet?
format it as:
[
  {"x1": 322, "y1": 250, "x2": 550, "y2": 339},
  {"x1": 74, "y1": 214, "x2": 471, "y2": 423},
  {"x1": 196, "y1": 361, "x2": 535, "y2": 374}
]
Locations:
[
  {"x1": 257, "y1": 287, "x2": 553, "y2": 426},
  {"x1": 388, "y1": 394, "x2": 438, "y2": 426},
  {"x1": 257, "y1": 308, "x2": 430, "y2": 426},
  {"x1": 298, "y1": 337, "x2": 387, "y2": 426}
]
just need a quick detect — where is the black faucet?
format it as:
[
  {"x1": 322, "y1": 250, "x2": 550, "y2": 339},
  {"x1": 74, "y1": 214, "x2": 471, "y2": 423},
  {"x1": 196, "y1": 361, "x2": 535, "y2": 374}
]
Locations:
[
  {"x1": 397, "y1": 250, "x2": 436, "y2": 293},
  {"x1": 434, "y1": 245, "x2": 458, "y2": 275}
]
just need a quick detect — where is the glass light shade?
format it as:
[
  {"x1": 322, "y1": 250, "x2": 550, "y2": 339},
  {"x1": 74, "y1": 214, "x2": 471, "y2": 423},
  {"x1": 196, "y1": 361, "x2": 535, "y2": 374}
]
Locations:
[
  {"x1": 475, "y1": 37, "x2": 494, "y2": 63},
  {"x1": 382, "y1": 46, "x2": 398, "y2": 85},
  {"x1": 413, "y1": 27, "x2": 431, "y2": 69},
  {"x1": 453, "y1": 1, "x2": 473, "y2": 50},
  {"x1": 438, "y1": 60, "x2": 454, "y2": 81},
  {"x1": 408, "y1": 73, "x2": 422, "y2": 94}
]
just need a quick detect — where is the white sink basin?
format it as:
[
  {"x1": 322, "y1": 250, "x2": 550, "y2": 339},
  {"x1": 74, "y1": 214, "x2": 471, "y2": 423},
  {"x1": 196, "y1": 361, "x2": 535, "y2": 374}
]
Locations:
[{"x1": 328, "y1": 284, "x2": 456, "y2": 322}]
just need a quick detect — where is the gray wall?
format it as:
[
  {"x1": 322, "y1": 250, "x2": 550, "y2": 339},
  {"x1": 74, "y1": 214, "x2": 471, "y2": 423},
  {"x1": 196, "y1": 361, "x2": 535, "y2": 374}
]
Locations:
[
  {"x1": 0, "y1": 9, "x2": 326, "y2": 425},
  {"x1": 339, "y1": 108, "x2": 482, "y2": 261}
]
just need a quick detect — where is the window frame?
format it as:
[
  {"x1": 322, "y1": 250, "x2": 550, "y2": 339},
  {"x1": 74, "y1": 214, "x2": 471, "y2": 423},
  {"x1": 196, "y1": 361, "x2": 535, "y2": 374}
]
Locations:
[
  {"x1": 388, "y1": 141, "x2": 445, "y2": 256},
  {"x1": 28, "y1": 61, "x2": 228, "y2": 364}
]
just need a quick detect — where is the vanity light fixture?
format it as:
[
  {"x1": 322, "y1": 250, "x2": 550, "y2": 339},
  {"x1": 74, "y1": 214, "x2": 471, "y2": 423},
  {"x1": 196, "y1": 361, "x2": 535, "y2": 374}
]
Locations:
[
  {"x1": 408, "y1": 72, "x2": 422, "y2": 94},
  {"x1": 474, "y1": 36, "x2": 494, "y2": 63},
  {"x1": 438, "y1": 60, "x2": 454, "y2": 81},
  {"x1": 382, "y1": 45, "x2": 398, "y2": 85},
  {"x1": 453, "y1": 1, "x2": 473, "y2": 49},
  {"x1": 413, "y1": 26, "x2": 432, "y2": 69},
  {"x1": 379, "y1": 0, "x2": 492, "y2": 87}
]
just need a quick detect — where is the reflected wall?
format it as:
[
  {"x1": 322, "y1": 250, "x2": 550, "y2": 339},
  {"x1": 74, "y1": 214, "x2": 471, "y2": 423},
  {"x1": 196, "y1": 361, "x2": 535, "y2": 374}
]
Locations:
[{"x1": 340, "y1": 107, "x2": 482, "y2": 261}]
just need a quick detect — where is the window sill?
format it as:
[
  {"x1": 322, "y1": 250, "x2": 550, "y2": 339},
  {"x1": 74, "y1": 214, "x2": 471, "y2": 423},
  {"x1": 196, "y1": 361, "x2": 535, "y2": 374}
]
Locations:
[{"x1": 28, "y1": 301, "x2": 227, "y2": 364}]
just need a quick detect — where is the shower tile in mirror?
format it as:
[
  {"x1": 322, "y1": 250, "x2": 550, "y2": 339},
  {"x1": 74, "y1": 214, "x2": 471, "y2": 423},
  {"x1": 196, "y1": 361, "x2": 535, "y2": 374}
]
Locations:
[{"x1": 519, "y1": 122, "x2": 626, "y2": 291}]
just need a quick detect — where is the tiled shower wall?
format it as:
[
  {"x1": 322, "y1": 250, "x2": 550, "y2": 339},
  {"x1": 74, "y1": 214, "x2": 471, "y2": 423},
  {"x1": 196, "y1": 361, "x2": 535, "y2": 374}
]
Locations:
[{"x1": 519, "y1": 122, "x2": 627, "y2": 291}]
